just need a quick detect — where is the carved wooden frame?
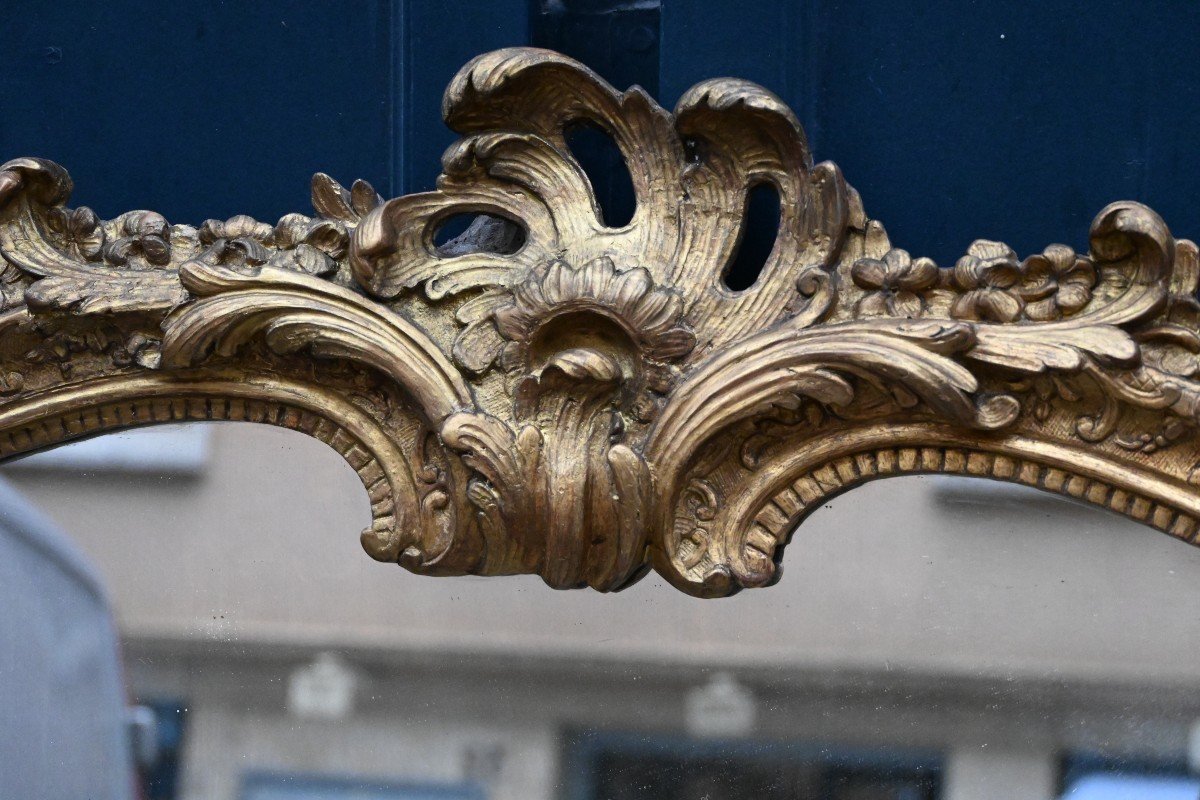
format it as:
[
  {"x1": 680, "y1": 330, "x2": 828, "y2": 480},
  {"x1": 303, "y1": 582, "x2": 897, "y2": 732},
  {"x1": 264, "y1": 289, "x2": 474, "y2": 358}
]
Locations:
[{"x1": 2, "y1": 47, "x2": 1198, "y2": 598}]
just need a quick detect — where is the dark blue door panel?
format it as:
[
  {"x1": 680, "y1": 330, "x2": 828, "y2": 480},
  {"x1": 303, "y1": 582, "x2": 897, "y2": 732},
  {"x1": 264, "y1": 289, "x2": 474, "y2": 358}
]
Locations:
[
  {"x1": 0, "y1": 1, "x2": 527, "y2": 223},
  {"x1": 662, "y1": 0, "x2": 1200, "y2": 265},
  {"x1": 2, "y1": 1, "x2": 394, "y2": 222},
  {"x1": 3, "y1": 1, "x2": 1197, "y2": 265},
  {"x1": 400, "y1": 1, "x2": 529, "y2": 193}
]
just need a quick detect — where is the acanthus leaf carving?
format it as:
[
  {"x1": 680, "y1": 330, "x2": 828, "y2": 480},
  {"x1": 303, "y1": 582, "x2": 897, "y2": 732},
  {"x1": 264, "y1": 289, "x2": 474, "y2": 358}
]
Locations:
[{"x1": 1, "y1": 47, "x2": 1198, "y2": 598}]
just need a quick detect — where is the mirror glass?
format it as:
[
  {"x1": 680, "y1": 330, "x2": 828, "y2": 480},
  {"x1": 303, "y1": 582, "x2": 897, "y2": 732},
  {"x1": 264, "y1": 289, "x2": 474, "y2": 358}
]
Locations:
[
  {"x1": 3, "y1": 2, "x2": 1200, "y2": 799},
  {"x1": 4, "y1": 422, "x2": 1200, "y2": 799}
]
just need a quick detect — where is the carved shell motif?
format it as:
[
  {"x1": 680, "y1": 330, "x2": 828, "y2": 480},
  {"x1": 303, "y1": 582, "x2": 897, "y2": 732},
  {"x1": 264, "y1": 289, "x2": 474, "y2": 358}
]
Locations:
[{"x1": 1, "y1": 47, "x2": 1198, "y2": 597}]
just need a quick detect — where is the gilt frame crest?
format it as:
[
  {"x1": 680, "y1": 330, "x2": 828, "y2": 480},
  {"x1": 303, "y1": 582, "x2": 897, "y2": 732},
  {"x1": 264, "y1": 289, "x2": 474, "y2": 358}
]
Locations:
[{"x1": 1, "y1": 48, "x2": 1198, "y2": 597}]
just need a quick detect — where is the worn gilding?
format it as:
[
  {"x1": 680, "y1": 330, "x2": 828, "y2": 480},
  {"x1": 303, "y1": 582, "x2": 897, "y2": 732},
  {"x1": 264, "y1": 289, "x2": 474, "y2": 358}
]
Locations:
[{"x1": 1, "y1": 48, "x2": 1198, "y2": 597}]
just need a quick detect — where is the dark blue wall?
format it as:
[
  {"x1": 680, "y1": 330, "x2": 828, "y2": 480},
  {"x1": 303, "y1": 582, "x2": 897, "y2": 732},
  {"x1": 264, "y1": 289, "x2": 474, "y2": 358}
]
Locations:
[
  {"x1": 0, "y1": 0, "x2": 526, "y2": 223},
  {"x1": 3, "y1": 1, "x2": 1197, "y2": 265},
  {"x1": 661, "y1": 0, "x2": 1200, "y2": 264}
]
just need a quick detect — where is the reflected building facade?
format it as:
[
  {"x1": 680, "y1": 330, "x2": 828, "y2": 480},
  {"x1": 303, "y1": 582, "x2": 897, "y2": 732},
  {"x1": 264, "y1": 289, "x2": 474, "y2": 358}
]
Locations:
[{"x1": 5, "y1": 423, "x2": 1200, "y2": 800}]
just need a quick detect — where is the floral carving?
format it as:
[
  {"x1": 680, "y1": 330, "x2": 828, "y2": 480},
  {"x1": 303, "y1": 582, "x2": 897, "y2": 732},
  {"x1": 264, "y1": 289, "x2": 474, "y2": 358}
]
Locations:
[
  {"x1": 951, "y1": 241, "x2": 1025, "y2": 322},
  {"x1": 198, "y1": 213, "x2": 346, "y2": 277},
  {"x1": 1020, "y1": 244, "x2": 1096, "y2": 320},
  {"x1": 103, "y1": 210, "x2": 172, "y2": 266},
  {"x1": 199, "y1": 214, "x2": 274, "y2": 245},
  {"x1": 46, "y1": 206, "x2": 104, "y2": 261},
  {"x1": 948, "y1": 241, "x2": 1097, "y2": 323},
  {"x1": 851, "y1": 248, "x2": 937, "y2": 318},
  {"x1": 21, "y1": 319, "x2": 160, "y2": 376}
]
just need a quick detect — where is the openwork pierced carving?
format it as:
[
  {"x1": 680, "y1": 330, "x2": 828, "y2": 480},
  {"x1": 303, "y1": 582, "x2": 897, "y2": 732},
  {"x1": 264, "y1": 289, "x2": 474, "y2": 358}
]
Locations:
[{"x1": 2, "y1": 48, "x2": 1198, "y2": 597}]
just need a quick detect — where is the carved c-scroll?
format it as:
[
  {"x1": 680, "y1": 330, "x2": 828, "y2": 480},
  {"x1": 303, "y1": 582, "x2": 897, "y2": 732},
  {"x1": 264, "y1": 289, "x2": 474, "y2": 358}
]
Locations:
[{"x1": 2, "y1": 47, "x2": 1198, "y2": 597}]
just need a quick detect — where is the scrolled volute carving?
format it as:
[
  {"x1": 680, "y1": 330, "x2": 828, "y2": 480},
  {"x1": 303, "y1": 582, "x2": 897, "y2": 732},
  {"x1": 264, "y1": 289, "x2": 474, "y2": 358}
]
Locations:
[{"x1": 2, "y1": 47, "x2": 1198, "y2": 597}]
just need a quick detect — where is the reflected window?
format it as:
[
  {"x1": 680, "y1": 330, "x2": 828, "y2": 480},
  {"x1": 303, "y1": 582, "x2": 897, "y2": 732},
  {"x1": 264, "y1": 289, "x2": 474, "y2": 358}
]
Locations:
[
  {"x1": 1059, "y1": 754, "x2": 1200, "y2": 800},
  {"x1": 568, "y1": 731, "x2": 940, "y2": 800},
  {"x1": 138, "y1": 698, "x2": 189, "y2": 800},
  {"x1": 241, "y1": 773, "x2": 484, "y2": 800}
]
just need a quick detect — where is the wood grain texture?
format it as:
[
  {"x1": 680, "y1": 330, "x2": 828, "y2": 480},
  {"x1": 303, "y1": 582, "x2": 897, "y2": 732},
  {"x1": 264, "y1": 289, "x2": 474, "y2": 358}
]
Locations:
[{"x1": 2, "y1": 47, "x2": 1198, "y2": 597}]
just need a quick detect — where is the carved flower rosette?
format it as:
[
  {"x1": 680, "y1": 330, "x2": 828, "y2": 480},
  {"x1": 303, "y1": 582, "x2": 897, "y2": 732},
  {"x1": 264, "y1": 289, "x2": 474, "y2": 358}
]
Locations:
[{"x1": 1, "y1": 47, "x2": 1199, "y2": 598}]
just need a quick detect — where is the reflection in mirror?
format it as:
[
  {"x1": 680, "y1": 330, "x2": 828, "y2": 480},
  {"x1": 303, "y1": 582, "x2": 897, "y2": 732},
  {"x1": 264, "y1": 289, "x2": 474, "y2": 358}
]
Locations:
[
  {"x1": 9, "y1": 425, "x2": 210, "y2": 474},
  {"x1": 2, "y1": 421, "x2": 1199, "y2": 799},
  {"x1": 433, "y1": 213, "x2": 527, "y2": 257}
]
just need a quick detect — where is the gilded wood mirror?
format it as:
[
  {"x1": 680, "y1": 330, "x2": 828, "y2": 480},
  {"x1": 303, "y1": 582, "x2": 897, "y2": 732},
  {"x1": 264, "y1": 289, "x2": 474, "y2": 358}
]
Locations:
[
  {"x1": 3, "y1": 40, "x2": 1200, "y2": 800},
  {"x1": 2, "y1": 48, "x2": 1199, "y2": 596}
]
